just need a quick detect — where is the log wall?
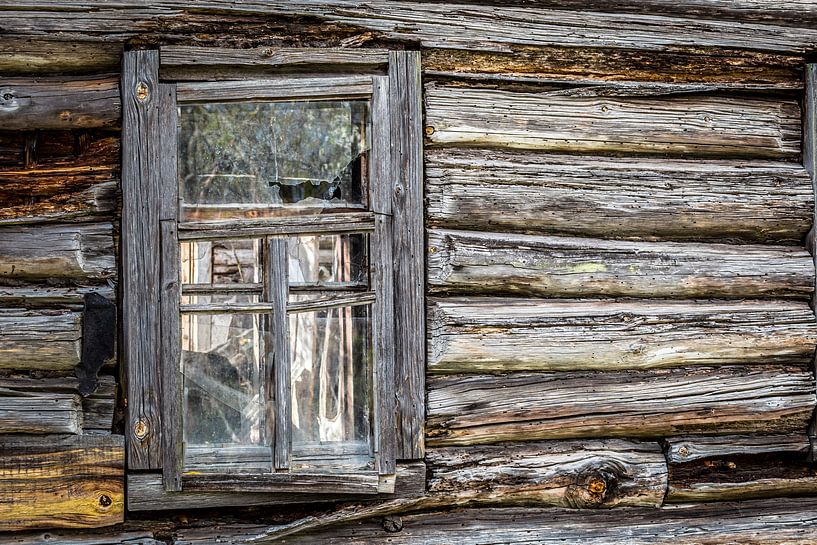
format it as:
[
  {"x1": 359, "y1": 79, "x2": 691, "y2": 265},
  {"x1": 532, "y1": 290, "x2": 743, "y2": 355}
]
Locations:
[{"x1": 0, "y1": 1, "x2": 816, "y2": 543}]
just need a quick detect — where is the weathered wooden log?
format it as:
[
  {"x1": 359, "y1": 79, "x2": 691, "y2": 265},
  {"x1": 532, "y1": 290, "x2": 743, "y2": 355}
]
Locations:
[
  {"x1": 187, "y1": 499, "x2": 817, "y2": 545},
  {"x1": 427, "y1": 230, "x2": 814, "y2": 299},
  {"x1": 0, "y1": 375, "x2": 117, "y2": 434},
  {"x1": 0, "y1": 40, "x2": 122, "y2": 75},
  {"x1": 424, "y1": 83, "x2": 800, "y2": 158},
  {"x1": 0, "y1": 285, "x2": 114, "y2": 308},
  {"x1": 0, "y1": 309, "x2": 81, "y2": 371},
  {"x1": 2, "y1": 531, "x2": 159, "y2": 545},
  {"x1": 127, "y1": 462, "x2": 426, "y2": 511},
  {"x1": 422, "y1": 47, "x2": 803, "y2": 88},
  {"x1": 665, "y1": 434, "x2": 817, "y2": 502},
  {"x1": 426, "y1": 366, "x2": 816, "y2": 446},
  {"x1": 0, "y1": 394, "x2": 81, "y2": 434},
  {"x1": 247, "y1": 440, "x2": 666, "y2": 542},
  {"x1": 0, "y1": 75, "x2": 120, "y2": 130},
  {"x1": 0, "y1": 435, "x2": 124, "y2": 531},
  {"x1": 0, "y1": 223, "x2": 115, "y2": 281},
  {"x1": 428, "y1": 298, "x2": 817, "y2": 374},
  {"x1": 5, "y1": 2, "x2": 817, "y2": 54},
  {"x1": 425, "y1": 150, "x2": 813, "y2": 243}
]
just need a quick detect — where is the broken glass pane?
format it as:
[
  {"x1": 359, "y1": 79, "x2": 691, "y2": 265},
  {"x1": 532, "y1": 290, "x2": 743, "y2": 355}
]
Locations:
[
  {"x1": 179, "y1": 100, "x2": 370, "y2": 221},
  {"x1": 181, "y1": 311, "x2": 268, "y2": 468},
  {"x1": 289, "y1": 304, "x2": 373, "y2": 468},
  {"x1": 181, "y1": 239, "x2": 263, "y2": 285},
  {"x1": 288, "y1": 233, "x2": 368, "y2": 290}
]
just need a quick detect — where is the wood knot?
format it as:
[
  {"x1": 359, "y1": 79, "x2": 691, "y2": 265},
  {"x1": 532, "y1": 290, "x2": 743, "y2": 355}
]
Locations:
[
  {"x1": 678, "y1": 445, "x2": 690, "y2": 458},
  {"x1": 425, "y1": 126, "x2": 435, "y2": 136},
  {"x1": 382, "y1": 516, "x2": 403, "y2": 533},
  {"x1": 587, "y1": 478, "x2": 606, "y2": 496},
  {"x1": 98, "y1": 493, "x2": 113, "y2": 510},
  {"x1": 133, "y1": 419, "x2": 149, "y2": 440},
  {"x1": 135, "y1": 81, "x2": 150, "y2": 102}
]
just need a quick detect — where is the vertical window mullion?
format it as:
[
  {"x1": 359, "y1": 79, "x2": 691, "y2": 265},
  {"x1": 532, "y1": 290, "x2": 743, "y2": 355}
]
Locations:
[{"x1": 266, "y1": 236, "x2": 291, "y2": 470}]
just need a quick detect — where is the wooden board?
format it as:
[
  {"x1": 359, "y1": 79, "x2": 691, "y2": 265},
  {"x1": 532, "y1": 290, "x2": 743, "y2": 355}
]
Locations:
[
  {"x1": 424, "y1": 83, "x2": 800, "y2": 159},
  {"x1": 426, "y1": 366, "x2": 815, "y2": 446},
  {"x1": 428, "y1": 298, "x2": 817, "y2": 374},
  {"x1": 0, "y1": 285, "x2": 113, "y2": 308},
  {"x1": 0, "y1": 309, "x2": 81, "y2": 371},
  {"x1": 427, "y1": 229, "x2": 814, "y2": 300},
  {"x1": 426, "y1": 150, "x2": 813, "y2": 244},
  {"x1": 0, "y1": 436, "x2": 124, "y2": 531},
  {"x1": 0, "y1": 75, "x2": 120, "y2": 130},
  {"x1": 0, "y1": 223, "x2": 115, "y2": 281},
  {"x1": 664, "y1": 434, "x2": 811, "y2": 464},
  {"x1": 0, "y1": 40, "x2": 121, "y2": 75}
]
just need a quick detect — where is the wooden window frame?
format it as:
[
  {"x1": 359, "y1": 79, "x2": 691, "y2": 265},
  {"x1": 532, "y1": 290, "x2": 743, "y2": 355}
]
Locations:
[{"x1": 121, "y1": 48, "x2": 425, "y2": 501}]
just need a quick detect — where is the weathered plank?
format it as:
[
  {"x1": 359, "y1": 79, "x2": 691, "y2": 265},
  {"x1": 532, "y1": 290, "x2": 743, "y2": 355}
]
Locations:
[
  {"x1": 0, "y1": 75, "x2": 120, "y2": 130},
  {"x1": 0, "y1": 40, "x2": 122, "y2": 75},
  {"x1": 422, "y1": 46, "x2": 803, "y2": 88},
  {"x1": 803, "y1": 62, "x2": 817, "y2": 462},
  {"x1": 664, "y1": 434, "x2": 811, "y2": 464},
  {"x1": 425, "y1": 150, "x2": 813, "y2": 243},
  {"x1": 426, "y1": 366, "x2": 816, "y2": 446},
  {"x1": 0, "y1": 223, "x2": 115, "y2": 281},
  {"x1": 127, "y1": 462, "x2": 426, "y2": 511},
  {"x1": 424, "y1": 83, "x2": 801, "y2": 158},
  {"x1": 182, "y1": 499, "x2": 817, "y2": 545},
  {"x1": 427, "y1": 229, "x2": 814, "y2": 299},
  {"x1": 0, "y1": 394, "x2": 81, "y2": 434},
  {"x1": 0, "y1": 435, "x2": 124, "y2": 531},
  {"x1": 6, "y1": 2, "x2": 817, "y2": 54},
  {"x1": 1, "y1": 531, "x2": 159, "y2": 545},
  {"x1": 0, "y1": 309, "x2": 81, "y2": 371},
  {"x1": 428, "y1": 298, "x2": 817, "y2": 374},
  {"x1": 121, "y1": 49, "x2": 162, "y2": 469},
  {"x1": 389, "y1": 51, "x2": 425, "y2": 460},
  {"x1": 249, "y1": 440, "x2": 666, "y2": 542},
  {"x1": 0, "y1": 285, "x2": 114, "y2": 308}
]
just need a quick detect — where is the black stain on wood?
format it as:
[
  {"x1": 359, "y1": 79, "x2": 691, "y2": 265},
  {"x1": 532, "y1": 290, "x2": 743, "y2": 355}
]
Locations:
[{"x1": 76, "y1": 292, "x2": 116, "y2": 396}]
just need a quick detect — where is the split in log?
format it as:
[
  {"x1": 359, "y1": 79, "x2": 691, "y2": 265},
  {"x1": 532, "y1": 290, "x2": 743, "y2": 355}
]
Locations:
[
  {"x1": 666, "y1": 436, "x2": 817, "y2": 502},
  {"x1": 424, "y1": 83, "x2": 800, "y2": 158},
  {"x1": 127, "y1": 462, "x2": 426, "y2": 511},
  {"x1": 0, "y1": 223, "x2": 115, "y2": 281},
  {"x1": 428, "y1": 298, "x2": 817, "y2": 374},
  {"x1": 427, "y1": 229, "x2": 814, "y2": 300},
  {"x1": 0, "y1": 435, "x2": 124, "y2": 531},
  {"x1": 0, "y1": 309, "x2": 81, "y2": 371},
  {"x1": 0, "y1": 75, "x2": 120, "y2": 130},
  {"x1": 5, "y1": 2, "x2": 817, "y2": 54},
  {"x1": 426, "y1": 366, "x2": 816, "y2": 446},
  {"x1": 180, "y1": 498, "x2": 817, "y2": 544},
  {"x1": 247, "y1": 440, "x2": 666, "y2": 542},
  {"x1": 425, "y1": 149, "x2": 813, "y2": 244},
  {"x1": 0, "y1": 40, "x2": 122, "y2": 75},
  {"x1": 421, "y1": 47, "x2": 803, "y2": 88}
]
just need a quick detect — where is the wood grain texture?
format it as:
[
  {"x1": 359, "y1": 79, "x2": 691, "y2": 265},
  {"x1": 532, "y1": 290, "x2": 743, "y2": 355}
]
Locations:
[
  {"x1": 0, "y1": 435, "x2": 123, "y2": 531},
  {"x1": 426, "y1": 366, "x2": 815, "y2": 446},
  {"x1": 422, "y1": 46, "x2": 803, "y2": 88},
  {"x1": 427, "y1": 229, "x2": 815, "y2": 300},
  {"x1": 0, "y1": 285, "x2": 113, "y2": 308},
  {"x1": 121, "y1": 49, "x2": 162, "y2": 469},
  {"x1": 6, "y1": 2, "x2": 817, "y2": 54},
  {"x1": 803, "y1": 63, "x2": 817, "y2": 462},
  {"x1": 0, "y1": 75, "x2": 120, "y2": 130},
  {"x1": 128, "y1": 463, "x2": 425, "y2": 511},
  {"x1": 176, "y1": 75, "x2": 373, "y2": 103},
  {"x1": 0, "y1": 223, "x2": 114, "y2": 281},
  {"x1": 0, "y1": 309, "x2": 81, "y2": 371},
  {"x1": 424, "y1": 83, "x2": 801, "y2": 158},
  {"x1": 184, "y1": 499, "x2": 817, "y2": 545},
  {"x1": 664, "y1": 434, "x2": 811, "y2": 464},
  {"x1": 389, "y1": 51, "x2": 426, "y2": 460},
  {"x1": 428, "y1": 298, "x2": 817, "y2": 374},
  {"x1": 0, "y1": 394, "x2": 81, "y2": 434},
  {"x1": 0, "y1": 530, "x2": 159, "y2": 545},
  {"x1": 426, "y1": 149, "x2": 813, "y2": 244},
  {"x1": 0, "y1": 40, "x2": 121, "y2": 75}
]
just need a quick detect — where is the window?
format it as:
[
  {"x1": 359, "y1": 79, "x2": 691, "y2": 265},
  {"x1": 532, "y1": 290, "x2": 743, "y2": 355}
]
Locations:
[{"x1": 121, "y1": 49, "x2": 424, "y2": 500}]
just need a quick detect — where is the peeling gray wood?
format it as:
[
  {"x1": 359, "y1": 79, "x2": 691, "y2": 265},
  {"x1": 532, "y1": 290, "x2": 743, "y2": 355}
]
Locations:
[
  {"x1": 180, "y1": 499, "x2": 817, "y2": 545},
  {"x1": 389, "y1": 51, "x2": 425, "y2": 460},
  {"x1": 428, "y1": 298, "x2": 817, "y2": 374},
  {"x1": 0, "y1": 75, "x2": 120, "y2": 130},
  {"x1": 0, "y1": 223, "x2": 115, "y2": 281},
  {"x1": 426, "y1": 366, "x2": 815, "y2": 446},
  {"x1": 426, "y1": 150, "x2": 813, "y2": 244},
  {"x1": 5, "y1": 2, "x2": 817, "y2": 54},
  {"x1": 0, "y1": 309, "x2": 81, "y2": 371},
  {"x1": 424, "y1": 83, "x2": 801, "y2": 159},
  {"x1": 427, "y1": 229, "x2": 814, "y2": 300},
  {"x1": 121, "y1": 49, "x2": 162, "y2": 470},
  {"x1": 664, "y1": 434, "x2": 811, "y2": 464},
  {"x1": 127, "y1": 462, "x2": 426, "y2": 511}
]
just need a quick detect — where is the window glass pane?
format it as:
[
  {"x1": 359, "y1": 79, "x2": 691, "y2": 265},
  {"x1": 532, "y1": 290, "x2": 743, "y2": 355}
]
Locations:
[
  {"x1": 289, "y1": 304, "x2": 373, "y2": 468},
  {"x1": 181, "y1": 239, "x2": 263, "y2": 285},
  {"x1": 181, "y1": 311, "x2": 269, "y2": 471},
  {"x1": 181, "y1": 293, "x2": 261, "y2": 306},
  {"x1": 179, "y1": 100, "x2": 370, "y2": 221},
  {"x1": 288, "y1": 233, "x2": 368, "y2": 289}
]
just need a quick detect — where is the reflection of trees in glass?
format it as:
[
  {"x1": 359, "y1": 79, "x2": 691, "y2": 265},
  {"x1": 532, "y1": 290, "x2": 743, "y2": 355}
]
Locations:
[{"x1": 179, "y1": 101, "x2": 369, "y2": 210}]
